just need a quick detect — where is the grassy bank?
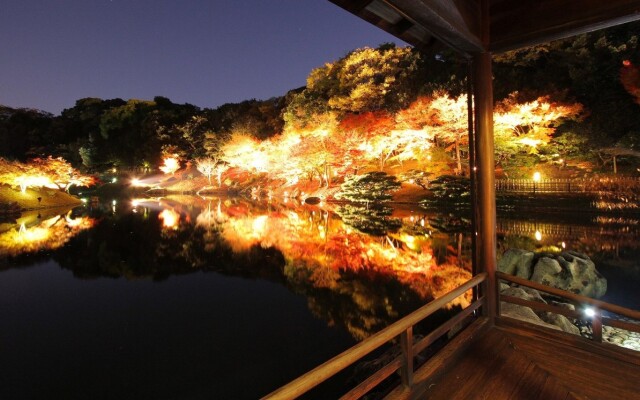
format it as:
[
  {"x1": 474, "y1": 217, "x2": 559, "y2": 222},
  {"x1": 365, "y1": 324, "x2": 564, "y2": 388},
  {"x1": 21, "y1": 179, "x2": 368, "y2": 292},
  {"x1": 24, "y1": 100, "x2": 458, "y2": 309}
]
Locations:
[{"x1": 0, "y1": 185, "x2": 82, "y2": 211}]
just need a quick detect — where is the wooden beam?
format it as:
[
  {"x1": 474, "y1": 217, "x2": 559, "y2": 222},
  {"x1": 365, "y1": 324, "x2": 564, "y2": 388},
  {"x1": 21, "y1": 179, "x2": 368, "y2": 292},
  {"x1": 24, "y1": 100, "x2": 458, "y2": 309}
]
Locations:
[
  {"x1": 329, "y1": 0, "x2": 485, "y2": 55},
  {"x1": 385, "y1": 0, "x2": 484, "y2": 54},
  {"x1": 490, "y1": 0, "x2": 640, "y2": 52}
]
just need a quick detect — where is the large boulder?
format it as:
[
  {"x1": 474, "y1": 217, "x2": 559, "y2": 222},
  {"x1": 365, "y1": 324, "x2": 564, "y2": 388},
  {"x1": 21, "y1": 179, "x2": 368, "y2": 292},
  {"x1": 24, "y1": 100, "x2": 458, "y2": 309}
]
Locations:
[
  {"x1": 539, "y1": 312, "x2": 581, "y2": 335},
  {"x1": 498, "y1": 248, "x2": 535, "y2": 279},
  {"x1": 530, "y1": 251, "x2": 607, "y2": 298},
  {"x1": 500, "y1": 291, "x2": 562, "y2": 333},
  {"x1": 500, "y1": 286, "x2": 580, "y2": 334}
]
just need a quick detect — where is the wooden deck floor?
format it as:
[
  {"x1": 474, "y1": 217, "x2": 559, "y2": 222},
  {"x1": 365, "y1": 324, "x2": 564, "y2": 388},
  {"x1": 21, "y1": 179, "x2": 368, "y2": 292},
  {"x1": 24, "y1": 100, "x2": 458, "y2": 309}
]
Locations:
[{"x1": 387, "y1": 318, "x2": 640, "y2": 400}]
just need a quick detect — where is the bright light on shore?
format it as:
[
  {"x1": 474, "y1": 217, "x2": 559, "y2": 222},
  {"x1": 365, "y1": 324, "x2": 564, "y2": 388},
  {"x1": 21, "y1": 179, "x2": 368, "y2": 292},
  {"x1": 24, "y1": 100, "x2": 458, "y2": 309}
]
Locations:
[
  {"x1": 584, "y1": 307, "x2": 596, "y2": 318},
  {"x1": 533, "y1": 172, "x2": 541, "y2": 182}
]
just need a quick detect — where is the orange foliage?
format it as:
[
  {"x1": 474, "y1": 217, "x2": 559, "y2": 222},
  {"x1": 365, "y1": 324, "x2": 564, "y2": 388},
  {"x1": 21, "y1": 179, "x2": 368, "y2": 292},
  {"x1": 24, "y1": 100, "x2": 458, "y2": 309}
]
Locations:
[
  {"x1": 208, "y1": 201, "x2": 471, "y2": 305},
  {"x1": 0, "y1": 156, "x2": 95, "y2": 192},
  {"x1": 159, "y1": 156, "x2": 180, "y2": 175},
  {"x1": 395, "y1": 96, "x2": 438, "y2": 130},
  {"x1": 217, "y1": 89, "x2": 581, "y2": 186},
  {"x1": 0, "y1": 213, "x2": 95, "y2": 257},
  {"x1": 494, "y1": 92, "x2": 584, "y2": 152}
]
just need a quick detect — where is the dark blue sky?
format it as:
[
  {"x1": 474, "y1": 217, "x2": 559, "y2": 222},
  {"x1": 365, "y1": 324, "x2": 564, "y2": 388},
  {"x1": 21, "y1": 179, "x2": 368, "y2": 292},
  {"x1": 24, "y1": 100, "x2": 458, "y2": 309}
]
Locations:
[{"x1": 1, "y1": 0, "x2": 405, "y2": 115}]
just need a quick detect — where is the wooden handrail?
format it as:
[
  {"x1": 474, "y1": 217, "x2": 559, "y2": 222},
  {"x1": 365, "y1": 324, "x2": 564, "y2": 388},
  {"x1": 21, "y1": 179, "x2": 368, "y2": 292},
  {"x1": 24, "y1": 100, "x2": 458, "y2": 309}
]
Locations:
[
  {"x1": 341, "y1": 296, "x2": 485, "y2": 400},
  {"x1": 262, "y1": 272, "x2": 487, "y2": 399},
  {"x1": 497, "y1": 271, "x2": 640, "y2": 321}
]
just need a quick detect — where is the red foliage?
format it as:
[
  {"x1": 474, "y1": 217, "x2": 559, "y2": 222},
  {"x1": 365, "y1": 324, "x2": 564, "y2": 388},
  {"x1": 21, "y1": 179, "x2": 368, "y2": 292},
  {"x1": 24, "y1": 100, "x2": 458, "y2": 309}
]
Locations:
[{"x1": 620, "y1": 60, "x2": 640, "y2": 105}]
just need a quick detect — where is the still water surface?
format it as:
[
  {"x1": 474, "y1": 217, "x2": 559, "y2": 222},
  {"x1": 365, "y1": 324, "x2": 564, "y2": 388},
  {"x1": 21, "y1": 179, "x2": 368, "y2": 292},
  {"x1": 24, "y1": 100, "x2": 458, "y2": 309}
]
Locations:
[{"x1": 1, "y1": 195, "x2": 638, "y2": 398}]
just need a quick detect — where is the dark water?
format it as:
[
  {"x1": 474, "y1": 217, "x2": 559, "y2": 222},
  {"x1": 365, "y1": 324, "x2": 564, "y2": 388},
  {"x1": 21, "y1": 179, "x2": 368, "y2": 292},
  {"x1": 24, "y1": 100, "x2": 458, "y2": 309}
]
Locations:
[
  {"x1": 0, "y1": 261, "x2": 354, "y2": 399},
  {"x1": 0, "y1": 196, "x2": 638, "y2": 399}
]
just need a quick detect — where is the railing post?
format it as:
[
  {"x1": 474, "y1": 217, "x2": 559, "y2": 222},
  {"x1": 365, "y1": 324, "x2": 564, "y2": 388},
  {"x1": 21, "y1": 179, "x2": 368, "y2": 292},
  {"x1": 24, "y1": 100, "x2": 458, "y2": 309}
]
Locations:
[
  {"x1": 592, "y1": 308, "x2": 603, "y2": 342},
  {"x1": 400, "y1": 327, "x2": 414, "y2": 388}
]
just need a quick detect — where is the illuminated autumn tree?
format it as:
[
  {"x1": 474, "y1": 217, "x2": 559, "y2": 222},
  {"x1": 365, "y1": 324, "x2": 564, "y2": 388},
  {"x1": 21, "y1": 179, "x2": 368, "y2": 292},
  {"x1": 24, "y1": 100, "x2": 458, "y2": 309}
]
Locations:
[
  {"x1": 159, "y1": 156, "x2": 180, "y2": 175},
  {"x1": 28, "y1": 156, "x2": 96, "y2": 191},
  {"x1": 220, "y1": 133, "x2": 269, "y2": 173},
  {"x1": 427, "y1": 92, "x2": 469, "y2": 175},
  {"x1": 286, "y1": 113, "x2": 340, "y2": 187},
  {"x1": 493, "y1": 92, "x2": 584, "y2": 161},
  {"x1": 196, "y1": 158, "x2": 217, "y2": 185},
  {"x1": 284, "y1": 44, "x2": 422, "y2": 128},
  {"x1": 395, "y1": 96, "x2": 438, "y2": 130},
  {"x1": 0, "y1": 156, "x2": 95, "y2": 193},
  {"x1": 325, "y1": 46, "x2": 419, "y2": 113},
  {"x1": 267, "y1": 130, "x2": 305, "y2": 186}
]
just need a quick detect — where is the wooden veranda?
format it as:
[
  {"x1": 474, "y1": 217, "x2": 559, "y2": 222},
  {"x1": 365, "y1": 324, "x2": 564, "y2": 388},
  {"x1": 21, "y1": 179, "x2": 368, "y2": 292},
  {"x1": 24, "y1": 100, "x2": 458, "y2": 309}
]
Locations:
[
  {"x1": 265, "y1": 1, "x2": 640, "y2": 398},
  {"x1": 263, "y1": 271, "x2": 640, "y2": 399}
]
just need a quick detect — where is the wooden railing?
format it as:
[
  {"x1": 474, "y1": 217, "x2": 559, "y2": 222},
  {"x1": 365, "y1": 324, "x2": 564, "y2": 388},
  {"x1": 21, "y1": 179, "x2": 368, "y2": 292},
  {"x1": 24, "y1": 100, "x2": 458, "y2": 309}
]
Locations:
[
  {"x1": 496, "y1": 177, "x2": 640, "y2": 194},
  {"x1": 497, "y1": 271, "x2": 640, "y2": 342},
  {"x1": 262, "y1": 273, "x2": 487, "y2": 400}
]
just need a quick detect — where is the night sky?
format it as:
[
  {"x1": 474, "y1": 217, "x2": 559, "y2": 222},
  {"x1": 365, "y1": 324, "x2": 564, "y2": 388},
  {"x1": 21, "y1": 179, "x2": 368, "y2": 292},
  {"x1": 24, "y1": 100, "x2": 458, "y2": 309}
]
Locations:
[{"x1": 1, "y1": 0, "x2": 405, "y2": 115}]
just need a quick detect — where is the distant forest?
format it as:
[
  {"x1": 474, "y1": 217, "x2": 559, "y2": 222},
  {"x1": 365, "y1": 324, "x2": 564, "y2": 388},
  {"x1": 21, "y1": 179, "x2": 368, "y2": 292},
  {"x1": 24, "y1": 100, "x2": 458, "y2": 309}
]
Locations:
[{"x1": 2, "y1": 21, "x2": 640, "y2": 178}]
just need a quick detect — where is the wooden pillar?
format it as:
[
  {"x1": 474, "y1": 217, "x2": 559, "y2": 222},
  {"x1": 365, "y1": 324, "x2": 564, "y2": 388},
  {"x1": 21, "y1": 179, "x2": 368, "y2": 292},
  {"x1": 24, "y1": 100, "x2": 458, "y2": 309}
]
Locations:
[{"x1": 473, "y1": 51, "x2": 497, "y2": 321}]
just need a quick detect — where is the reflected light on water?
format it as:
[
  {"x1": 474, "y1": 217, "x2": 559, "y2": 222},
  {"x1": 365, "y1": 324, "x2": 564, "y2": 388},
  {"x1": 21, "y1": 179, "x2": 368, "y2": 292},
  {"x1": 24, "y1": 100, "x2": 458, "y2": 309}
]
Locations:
[
  {"x1": 252, "y1": 215, "x2": 268, "y2": 235},
  {"x1": 18, "y1": 223, "x2": 50, "y2": 243},
  {"x1": 1, "y1": 215, "x2": 95, "y2": 256},
  {"x1": 159, "y1": 209, "x2": 180, "y2": 229}
]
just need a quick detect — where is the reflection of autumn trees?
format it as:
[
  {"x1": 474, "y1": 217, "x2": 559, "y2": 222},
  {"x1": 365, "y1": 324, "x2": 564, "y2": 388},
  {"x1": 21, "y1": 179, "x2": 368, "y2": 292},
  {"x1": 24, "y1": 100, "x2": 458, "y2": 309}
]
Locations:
[
  {"x1": 9, "y1": 198, "x2": 471, "y2": 340},
  {"x1": 0, "y1": 212, "x2": 95, "y2": 257},
  {"x1": 213, "y1": 202, "x2": 472, "y2": 312}
]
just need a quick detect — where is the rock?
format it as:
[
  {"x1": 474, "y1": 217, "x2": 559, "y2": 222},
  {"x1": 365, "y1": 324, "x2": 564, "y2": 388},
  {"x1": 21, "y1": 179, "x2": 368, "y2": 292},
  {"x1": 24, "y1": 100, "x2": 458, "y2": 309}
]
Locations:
[
  {"x1": 530, "y1": 252, "x2": 607, "y2": 298},
  {"x1": 502, "y1": 286, "x2": 546, "y2": 304},
  {"x1": 500, "y1": 286, "x2": 581, "y2": 334},
  {"x1": 551, "y1": 301, "x2": 576, "y2": 312},
  {"x1": 539, "y1": 312, "x2": 580, "y2": 335},
  {"x1": 499, "y1": 282, "x2": 511, "y2": 292},
  {"x1": 500, "y1": 302, "x2": 562, "y2": 332},
  {"x1": 530, "y1": 257, "x2": 563, "y2": 285},
  {"x1": 498, "y1": 248, "x2": 535, "y2": 279},
  {"x1": 304, "y1": 196, "x2": 322, "y2": 205}
]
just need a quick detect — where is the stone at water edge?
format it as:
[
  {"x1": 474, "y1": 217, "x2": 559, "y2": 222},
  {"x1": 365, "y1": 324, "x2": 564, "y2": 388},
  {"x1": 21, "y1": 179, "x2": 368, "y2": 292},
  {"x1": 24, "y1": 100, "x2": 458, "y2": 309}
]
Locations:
[
  {"x1": 497, "y1": 248, "x2": 535, "y2": 279},
  {"x1": 304, "y1": 196, "x2": 322, "y2": 205},
  {"x1": 530, "y1": 251, "x2": 607, "y2": 298},
  {"x1": 500, "y1": 286, "x2": 580, "y2": 334},
  {"x1": 500, "y1": 302, "x2": 562, "y2": 332},
  {"x1": 539, "y1": 312, "x2": 581, "y2": 335},
  {"x1": 502, "y1": 286, "x2": 546, "y2": 304}
]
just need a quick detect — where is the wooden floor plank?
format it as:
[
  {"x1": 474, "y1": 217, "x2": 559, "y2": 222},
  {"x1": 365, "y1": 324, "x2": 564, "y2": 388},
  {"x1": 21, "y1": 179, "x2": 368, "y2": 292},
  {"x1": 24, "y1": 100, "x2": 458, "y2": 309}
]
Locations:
[
  {"x1": 507, "y1": 362, "x2": 548, "y2": 399},
  {"x1": 422, "y1": 330, "x2": 513, "y2": 399},
  {"x1": 473, "y1": 346, "x2": 534, "y2": 399},
  {"x1": 505, "y1": 329, "x2": 640, "y2": 399},
  {"x1": 387, "y1": 320, "x2": 640, "y2": 400}
]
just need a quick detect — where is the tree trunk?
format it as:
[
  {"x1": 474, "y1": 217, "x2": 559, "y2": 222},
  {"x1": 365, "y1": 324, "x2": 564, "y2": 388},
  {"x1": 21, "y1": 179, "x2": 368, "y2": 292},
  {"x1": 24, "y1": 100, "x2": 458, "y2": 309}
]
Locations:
[
  {"x1": 324, "y1": 162, "x2": 331, "y2": 187},
  {"x1": 455, "y1": 138, "x2": 462, "y2": 175}
]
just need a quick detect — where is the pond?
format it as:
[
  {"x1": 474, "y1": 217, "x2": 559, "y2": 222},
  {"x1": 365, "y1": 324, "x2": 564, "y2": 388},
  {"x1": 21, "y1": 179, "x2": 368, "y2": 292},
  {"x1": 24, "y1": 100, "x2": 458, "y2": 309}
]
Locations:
[{"x1": 1, "y1": 195, "x2": 639, "y2": 399}]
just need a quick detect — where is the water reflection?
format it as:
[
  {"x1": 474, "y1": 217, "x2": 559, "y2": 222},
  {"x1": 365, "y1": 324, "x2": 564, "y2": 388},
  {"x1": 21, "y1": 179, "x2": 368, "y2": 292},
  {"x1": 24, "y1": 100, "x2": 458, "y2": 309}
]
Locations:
[
  {"x1": 0, "y1": 196, "x2": 474, "y2": 340},
  {"x1": 0, "y1": 209, "x2": 95, "y2": 258},
  {"x1": 2, "y1": 196, "x2": 640, "y2": 334}
]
